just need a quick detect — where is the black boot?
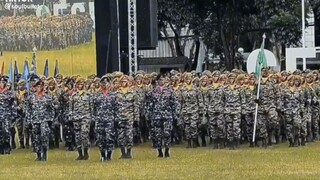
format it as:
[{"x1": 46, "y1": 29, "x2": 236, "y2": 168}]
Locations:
[
  {"x1": 201, "y1": 136, "x2": 206, "y2": 147},
  {"x1": 235, "y1": 138, "x2": 240, "y2": 149},
  {"x1": 262, "y1": 139, "x2": 268, "y2": 149},
  {"x1": 35, "y1": 152, "x2": 41, "y2": 161},
  {"x1": 186, "y1": 140, "x2": 192, "y2": 148},
  {"x1": 26, "y1": 138, "x2": 30, "y2": 149},
  {"x1": 164, "y1": 148, "x2": 170, "y2": 158},
  {"x1": 19, "y1": 141, "x2": 25, "y2": 149},
  {"x1": 219, "y1": 139, "x2": 226, "y2": 149},
  {"x1": 100, "y1": 150, "x2": 106, "y2": 162},
  {"x1": 289, "y1": 139, "x2": 294, "y2": 147},
  {"x1": 42, "y1": 147, "x2": 48, "y2": 161},
  {"x1": 293, "y1": 137, "x2": 299, "y2": 147},
  {"x1": 106, "y1": 151, "x2": 112, "y2": 161},
  {"x1": 76, "y1": 148, "x2": 83, "y2": 160},
  {"x1": 192, "y1": 139, "x2": 199, "y2": 148},
  {"x1": 0, "y1": 145, "x2": 4, "y2": 155},
  {"x1": 126, "y1": 148, "x2": 132, "y2": 159},
  {"x1": 11, "y1": 139, "x2": 16, "y2": 150},
  {"x1": 228, "y1": 140, "x2": 235, "y2": 150},
  {"x1": 301, "y1": 137, "x2": 306, "y2": 146},
  {"x1": 157, "y1": 148, "x2": 163, "y2": 158},
  {"x1": 49, "y1": 140, "x2": 54, "y2": 150},
  {"x1": 4, "y1": 143, "x2": 11, "y2": 154},
  {"x1": 120, "y1": 148, "x2": 126, "y2": 159},
  {"x1": 249, "y1": 141, "x2": 255, "y2": 148},
  {"x1": 83, "y1": 148, "x2": 89, "y2": 160},
  {"x1": 213, "y1": 139, "x2": 219, "y2": 149}
]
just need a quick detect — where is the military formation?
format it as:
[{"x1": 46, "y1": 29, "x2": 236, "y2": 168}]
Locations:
[
  {"x1": 0, "y1": 68, "x2": 320, "y2": 162},
  {"x1": 0, "y1": 14, "x2": 93, "y2": 51}
]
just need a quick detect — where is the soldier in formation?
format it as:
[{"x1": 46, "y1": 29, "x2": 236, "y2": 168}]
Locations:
[
  {"x1": 4, "y1": 68, "x2": 320, "y2": 162},
  {"x1": 0, "y1": 14, "x2": 93, "y2": 51}
]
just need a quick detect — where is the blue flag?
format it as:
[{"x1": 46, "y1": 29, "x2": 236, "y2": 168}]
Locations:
[
  {"x1": 44, "y1": 59, "x2": 49, "y2": 78},
  {"x1": 22, "y1": 61, "x2": 30, "y2": 91},
  {"x1": 54, "y1": 60, "x2": 59, "y2": 78},
  {"x1": 14, "y1": 61, "x2": 18, "y2": 82},
  {"x1": 8, "y1": 62, "x2": 13, "y2": 83}
]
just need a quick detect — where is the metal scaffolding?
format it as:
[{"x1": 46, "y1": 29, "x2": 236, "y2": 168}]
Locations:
[{"x1": 128, "y1": 0, "x2": 138, "y2": 75}]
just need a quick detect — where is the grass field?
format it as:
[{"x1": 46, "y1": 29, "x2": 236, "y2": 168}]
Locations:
[
  {"x1": 0, "y1": 35, "x2": 96, "y2": 77},
  {"x1": 1, "y1": 142, "x2": 320, "y2": 179}
]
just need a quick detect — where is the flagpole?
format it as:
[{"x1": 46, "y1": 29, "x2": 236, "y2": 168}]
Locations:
[
  {"x1": 252, "y1": 70, "x2": 261, "y2": 143},
  {"x1": 302, "y1": 0, "x2": 306, "y2": 70}
]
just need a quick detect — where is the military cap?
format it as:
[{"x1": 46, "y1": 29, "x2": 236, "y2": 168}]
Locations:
[
  {"x1": 120, "y1": 75, "x2": 129, "y2": 82},
  {"x1": 55, "y1": 74, "x2": 63, "y2": 79},
  {"x1": 76, "y1": 78, "x2": 85, "y2": 84},
  {"x1": 66, "y1": 78, "x2": 75, "y2": 86},
  {"x1": 200, "y1": 76, "x2": 208, "y2": 81},
  {"x1": 228, "y1": 73, "x2": 237, "y2": 78},
  {"x1": 113, "y1": 71, "x2": 124, "y2": 78},
  {"x1": 29, "y1": 73, "x2": 40, "y2": 82},
  {"x1": 93, "y1": 77, "x2": 101, "y2": 83},
  {"x1": 202, "y1": 70, "x2": 212, "y2": 77},
  {"x1": 236, "y1": 74, "x2": 245, "y2": 81},
  {"x1": 34, "y1": 79, "x2": 44, "y2": 87},
  {"x1": 17, "y1": 79, "x2": 26, "y2": 86},
  {"x1": 293, "y1": 69, "x2": 302, "y2": 75},
  {"x1": 48, "y1": 79, "x2": 56, "y2": 86},
  {"x1": 0, "y1": 76, "x2": 8, "y2": 83},
  {"x1": 212, "y1": 70, "x2": 221, "y2": 76},
  {"x1": 101, "y1": 74, "x2": 111, "y2": 82},
  {"x1": 136, "y1": 70, "x2": 145, "y2": 76}
]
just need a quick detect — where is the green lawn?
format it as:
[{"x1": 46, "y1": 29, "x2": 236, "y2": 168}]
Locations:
[
  {"x1": 0, "y1": 35, "x2": 96, "y2": 77},
  {"x1": 1, "y1": 142, "x2": 320, "y2": 179}
]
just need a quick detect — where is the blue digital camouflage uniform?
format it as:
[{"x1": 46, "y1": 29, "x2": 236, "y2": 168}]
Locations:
[
  {"x1": 0, "y1": 89, "x2": 16, "y2": 153},
  {"x1": 149, "y1": 85, "x2": 176, "y2": 149},
  {"x1": 26, "y1": 93, "x2": 53, "y2": 158},
  {"x1": 93, "y1": 91, "x2": 116, "y2": 152}
]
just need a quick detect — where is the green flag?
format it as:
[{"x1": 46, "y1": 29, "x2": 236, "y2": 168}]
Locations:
[
  {"x1": 255, "y1": 34, "x2": 268, "y2": 78},
  {"x1": 40, "y1": 5, "x2": 49, "y2": 17}
]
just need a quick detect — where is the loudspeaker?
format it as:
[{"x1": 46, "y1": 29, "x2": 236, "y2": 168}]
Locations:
[
  {"x1": 119, "y1": 0, "x2": 158, "y2": 50},
  {"x1": 95, "y1": 0, "x2": 120, "y2": 76}
]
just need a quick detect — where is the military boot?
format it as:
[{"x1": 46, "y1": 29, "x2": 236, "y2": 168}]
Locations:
[
  {"x1": 219, "y1": 139, "x2": 226, "y2": 149},
  {"x1": 35, "y1": 152, "x2": 41, "y2": 161},
  {"x1": 186, "y1": 140, "x2": 192, "y2": 148},
  {"x1": 19, "y1": 141, "x2": 25, "y2": 149},
  {"x1": 301, "y1": 137, "x2": 306, "y2": 146},
  {"x1": 76, "y1": 148, "x2": 83, "y2": 160},
  {"x1": 126, "y1": 148, "x2": 132, "y2": 159},
  {"x1": 164, "y1": 148, "x2": 170, "y2": 158},
  {"x1": 288, "y1": 139, "x2": 294, "y2": 147},
  {"x1": 42, "y1": 147, "x2": 48, "y2": 161},
  {"x1": 157, "y1": 148, "x2": 163, "y2": 158},
  {"x1": 83, "y1": 148, "x2": 89, "y2": 160},
  {"x1": 120, "y1": 148, "x2": 126, "y2": 159},
  {"x1": 192, "y1": 139, "x2": 199, "y2": 148},
  {"x1": 201, "y1": 136, "x2": 206, "y2": 147},
  {"x1": 106, "y1": 151, "x2": 112, "y2": 161},
  {"x1": 100, "y1": 150, "x2": 106, "y2": 162},
  {"x1": 228, "y1": 140, "x2": 235, "y2": 150},
  {"x1": 293, "y1": 137, "x2": 299, "y2": 147},
  {"x1": 213, "y1": 139, "x2": 219, "y2": 149}
]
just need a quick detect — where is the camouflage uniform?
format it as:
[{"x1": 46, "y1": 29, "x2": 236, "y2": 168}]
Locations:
[
  {"x1": 207, "y1": 79, "x2": 225, "y2": 148},
  {"x1": 224, "y1": 73, "x2": 242, "y2": 149},
  {"x1": 258, "y1": 74, "x2": 278, "y2": 147},
  {"x1": 93, "y1": 87, "x2": 116, "y2": 161},
  {"x1": 149, "y1": 83, "x2": 176, "y2": 154},
  {"x1": 115, "y1": 75, "x2": 139, "y2": 158},
  {"x1": 282, "y1": 76, "x2": 302, "y2": 147},
  {"x1": 180, "y1": 74, "x2": 200, "y2": 148},
  {"x1": 15, "y1": 80, "x2": 28, "y2": 149},
  {"x1": 26, "y1": 82, "x2": 53, "y2": 161},
  {"x1": 0, "y1": 83, "x2": 16, "y2": 154},
  {"x1": 69, "y1": 78, "x2": 93, "y2": 160}
]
